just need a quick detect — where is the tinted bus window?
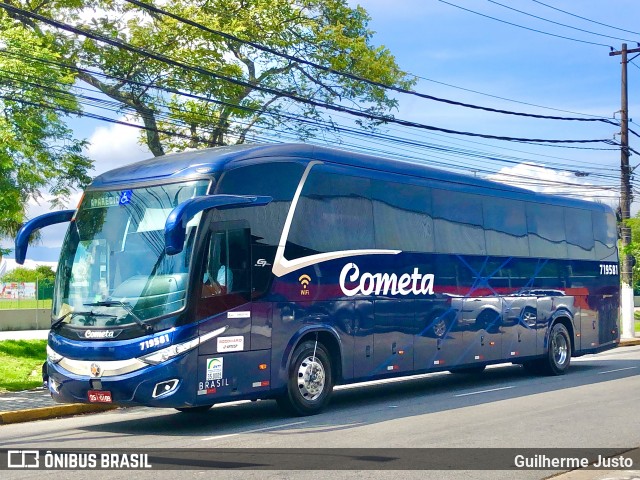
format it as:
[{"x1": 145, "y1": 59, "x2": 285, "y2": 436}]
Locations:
[
  {"x1": 433, "y1": 189, "x2": 486, "y2": 255},
  {"x1": 371, "y1": 179, "x2": 434, "y2": 252},
  {"x1": 565, "y1": 208, "x2": 596, "y2": 260},
  {"x1": 593, "y1": 211, "x2": 617, "y2": 261},
  {"x1": 285, "y1": 168, "x2": 374, "y2": 259},
  {"x1": 216, "y1": 162, "x2": 304, "y2": 200},
  {"x1": 214, "y1": 162, "x2": 305, "y2": 246},
  {"x1": 483, "y1": 197, "x2": 529, "y2": 257},
  {"x1": 526, "y1": 203, "x2": 567, "y2": 259}
]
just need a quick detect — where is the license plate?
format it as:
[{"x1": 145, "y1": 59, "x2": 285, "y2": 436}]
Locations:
[{"x1": 88, "y1": 390, "x2": 113, "y2": 403}]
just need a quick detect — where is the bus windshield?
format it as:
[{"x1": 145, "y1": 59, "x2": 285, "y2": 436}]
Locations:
[{"x1": 53, "y1": 180, "x2": 210, "y2": 327}]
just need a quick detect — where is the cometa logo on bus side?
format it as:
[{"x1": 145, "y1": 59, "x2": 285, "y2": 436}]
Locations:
[{"x1": 339, "y1": 263, "x2": 435, "y2": 297}]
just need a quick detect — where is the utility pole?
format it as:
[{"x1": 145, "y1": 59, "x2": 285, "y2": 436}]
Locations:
[{"x1": 610, "y1": 43, "x2": 640, "y2": 339}]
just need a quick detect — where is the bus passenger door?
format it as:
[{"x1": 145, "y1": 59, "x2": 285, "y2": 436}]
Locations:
[
  {"x1": 502, "y1": 295, "x2": 537, "y2": 360},
  {"x1": 195, "y1": 223, "x2": 271, "y2": 398},
  {"x1": 196, "y1": 224, "x2": 253, "y2": 351}
]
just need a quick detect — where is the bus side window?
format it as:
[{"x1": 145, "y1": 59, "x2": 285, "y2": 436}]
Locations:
[
  {"x1": 202, "y1": 232, "x2": 227, "y2": 298},
  {"x1": 201, "y1": 229, "x2": 250, "y2": 298}
]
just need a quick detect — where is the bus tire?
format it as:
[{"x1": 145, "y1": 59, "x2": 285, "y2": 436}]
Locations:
[
  {"x1": 541, "y1": 322, "x2": 572, "y2": 375},
  {"x1": 449, "y1": 365, "x2": 486, "y2": 375},
  {"x1": 175, "y1": 404, "x2": 214, "y2": 413},
  {"x1": 277, "y1": 341, "x2": 333, "y2": 416}
]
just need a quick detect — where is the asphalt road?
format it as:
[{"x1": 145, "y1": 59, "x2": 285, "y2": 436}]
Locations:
[{"x1": 2, "y1": 346, "x2": 640, "y2": 480}]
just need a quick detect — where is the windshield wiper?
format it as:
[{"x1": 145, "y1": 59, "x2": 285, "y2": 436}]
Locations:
[
  {"x1": 83, "y1": 300, "x2": 152, "y2": 332},
  {"x1": 51, "y1": 310, "x2": 118, "y2": 330}
]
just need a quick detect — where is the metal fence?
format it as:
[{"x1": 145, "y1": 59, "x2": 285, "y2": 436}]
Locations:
[{"x1": 0, "y1": 280, "x2": 54, "y2": 310}]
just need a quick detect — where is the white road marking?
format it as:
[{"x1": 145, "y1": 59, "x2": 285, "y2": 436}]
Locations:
[
  {"x1": 454, "y1": 386, "x2": 515, "y2": 397},
  {"x1": 201, "y1": 421, "x2": 307, "y2": 441},
  {"x1": 597, "y1": 366, "x2": 638, "y2": 375}
]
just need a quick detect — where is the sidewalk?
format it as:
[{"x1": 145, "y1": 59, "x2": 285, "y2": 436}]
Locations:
[{"x1": 0, "y1": 329, "x2": 49, "y2": 341}]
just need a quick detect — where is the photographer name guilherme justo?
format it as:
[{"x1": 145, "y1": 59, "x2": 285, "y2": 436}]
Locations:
[{"x1": 515, "y1": 454, "x2": 634, "y2": 469}]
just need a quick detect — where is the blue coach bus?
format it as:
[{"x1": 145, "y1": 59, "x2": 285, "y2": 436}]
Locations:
[{"x1": 16, "y1": 144, "x2": 620, "y2": 415}]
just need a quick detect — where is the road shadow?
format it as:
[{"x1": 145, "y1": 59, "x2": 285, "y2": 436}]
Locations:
[{"x1": 3, "y1": 349, "x2": 638, "y2": 445}]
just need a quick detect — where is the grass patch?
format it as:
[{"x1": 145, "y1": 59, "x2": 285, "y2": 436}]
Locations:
[
  {"x1": 0, "y1": 340, "x2": 47, "y2": 392},
  {"x1": 0, "y1": 299, "x2": 52, "y2": 310},
  {"x1": 636, "y1": 320, "x2": 640, "y2": 334}
]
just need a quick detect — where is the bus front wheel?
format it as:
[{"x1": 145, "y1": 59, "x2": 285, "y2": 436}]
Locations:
[{"x1": 277, "y1": 340, "x2": 334, "y2": 416}]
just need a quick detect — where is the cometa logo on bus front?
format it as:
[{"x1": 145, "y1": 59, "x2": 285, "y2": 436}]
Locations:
[{"x1": 339, "y1": 263, "x2": 435, "y2": 297}]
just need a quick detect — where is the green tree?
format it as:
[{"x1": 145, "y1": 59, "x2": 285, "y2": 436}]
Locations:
[
  {"x1": 625, "y1": 215, "x2": 640, "y2": 293},
  {"x1": 0, "y1": 11, "x2": 91, "y2": 238},
  {"x1": 1, "y1": 0, "x2": 413, "y2": 157},
  {"x1": 2, "y1": 266, "x2": 37, "y2": 283},
  {"x1": 1, "y1": 265, "x2": 55, "y2": 283}
]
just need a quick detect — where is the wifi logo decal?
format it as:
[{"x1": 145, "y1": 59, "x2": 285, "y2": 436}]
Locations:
[{"x1": 299, "y1": 274, "x2": 311, "y2": 296}]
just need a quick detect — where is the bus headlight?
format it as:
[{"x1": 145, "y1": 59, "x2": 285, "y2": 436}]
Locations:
[
  {"x1": 47, "y1": 345, "x2": 64, "y2": 364},
  {"x1": 138, "y1": 326, "x2": 228, "y2": 365},
  {"x1": 139, "y1": 337, "x2": 200, "y2": 365}
]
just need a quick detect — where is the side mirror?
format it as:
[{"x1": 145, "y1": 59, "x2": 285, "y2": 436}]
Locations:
[
  {"x1": 164, "y1": 194, "x2": 271, "y2": 255},
  {"x1": 14, "y1": 210, "x2": 75, "y2": 264}
]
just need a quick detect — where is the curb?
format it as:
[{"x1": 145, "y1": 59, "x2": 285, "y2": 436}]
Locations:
[
  {"x1": 0, "y1": 403, "x2": 118, "y2": 425},
  {"x1": 619, "y1": 339, "x2": 640, "y2": 347}
]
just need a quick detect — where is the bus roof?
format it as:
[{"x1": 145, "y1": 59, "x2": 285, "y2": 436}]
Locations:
[{"x1": 89, "y1": 143, "x2": 614, "y2": 213}]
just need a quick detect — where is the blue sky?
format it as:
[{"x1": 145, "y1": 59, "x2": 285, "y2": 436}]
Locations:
[
  {"x1": 4, "y1": 0, "x2": 640, "y2": 262},
  {"x1": 352, "y1": 0, "x2": 638, "y2": 159}
]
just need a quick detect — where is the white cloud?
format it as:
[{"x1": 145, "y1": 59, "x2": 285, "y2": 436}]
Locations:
[
  {"x1": 1, "y1": 120, "x2": 152, "y2": 253},
  {"x1": 86, "y1": 118, "x2": 151, "y2": 175},
  {"x1": 485, "y1": 163, "x2": 619, "y2": 207},
  {"x1": 29, "y1": 119, "x2": 151, "y2": 248}
]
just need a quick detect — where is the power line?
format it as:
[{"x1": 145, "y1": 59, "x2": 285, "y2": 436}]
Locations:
[
  {"x1": 20, "y1": 97, "x2": 633, "y2": 195},
  {"x1": 0, "y1": 50, "x2": 626, "y2": 193},
  {"x1": 122, "y1": 0, "x2": 618, "y2": 126},
  {"x1": 3, "y1": 65, "x2": 621, "y2": 183},
  {"x1": 438, "y1": 0, "x2": 613, "y2": 48},
  {"x1": 530, "y1": 0, "x2": 640, "y2": 37},
  {"x1": 1, "y1": 68, "x2": 624, "y2": 194},
  {"x1": 487, "y1": 0, "x2": 640, "y2": 43},
  {"x1": 0, "y1": 2, "x2": 616, "y2": 147},
  {"x1": 411, "y1": 74, "x2": 611, "y2": 119},
  {"x1": 1, "y1": 47, "x2": 620, "y2": 179}
]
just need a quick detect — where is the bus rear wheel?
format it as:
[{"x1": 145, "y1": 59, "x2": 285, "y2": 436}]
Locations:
[
  {"x1": 523, "y1": 323, "x2": 571, "y2": 376},
  {"x1": 543, "y1": 323, "x2": 571, "y2": 375},
  {"x1": 277, "y1": 340, "x2": 334, "y2": 416}
]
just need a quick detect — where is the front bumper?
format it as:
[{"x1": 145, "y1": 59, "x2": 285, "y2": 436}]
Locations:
[{"x1": 47, "y1": 350, "x2": 199, "y2": 408}]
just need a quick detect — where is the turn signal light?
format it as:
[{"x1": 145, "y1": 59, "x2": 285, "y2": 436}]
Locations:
[{"x1": 259, "y1": 364, "x2": 268, "y2": 370}]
